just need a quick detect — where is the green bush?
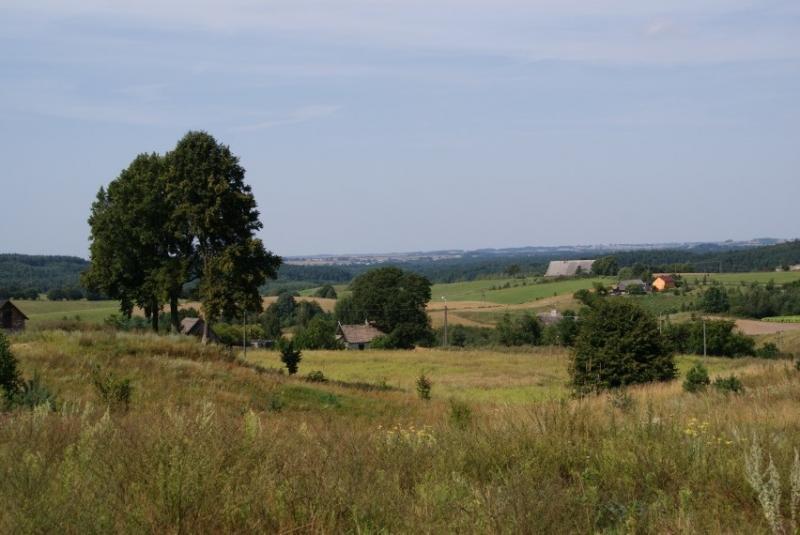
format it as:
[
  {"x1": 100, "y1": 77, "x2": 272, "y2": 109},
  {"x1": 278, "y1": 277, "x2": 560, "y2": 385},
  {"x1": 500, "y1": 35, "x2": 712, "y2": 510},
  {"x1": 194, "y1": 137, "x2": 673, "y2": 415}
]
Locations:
[
  {"x1": 755, "y1": 342, "x2": 780, "y2": 359},
  {"x1": 278, "y1": 338, "x2": 302, "y2": 375},
  {"x1": 12, "y1": 373, "x2": 58, "y2": 410},
  {"x1": 448, "y1": 399, "x2": 472, "y2": 429},
  {"x1": 683, "y1": 362, "x2": 710, "y2": 393},
  {"x1": 416, "y1": 373, "x2": 432, "y2": 400},
  {"x1": 713, "y1": 375, "x2": 744, "y2": 394},
  {"x1": 0, "y1": 332, "x2": 20, "y2": 402},
  {"x1": 306, "y1": 370, "x2": 327, "y2": 383},
  {"x1": 91, "y1": 365, "x2": 133, "y2": 411},
  {"x1": 570, "y1": 300, "x2": 676, "y2": 393}
]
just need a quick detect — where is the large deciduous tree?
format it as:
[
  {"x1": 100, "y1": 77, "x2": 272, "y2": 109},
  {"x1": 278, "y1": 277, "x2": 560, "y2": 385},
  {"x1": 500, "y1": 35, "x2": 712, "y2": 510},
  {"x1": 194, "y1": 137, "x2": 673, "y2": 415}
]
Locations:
[
  {"x1": 164, "y1": 131, "x2": 280, "y2": 342},
  {"x1": 83, "y1": 153, "x2": 184, "y2": 331},
  {"x1": 349, "y1": 267, "x2": 433, "y2": 348},
  {"x1": 85, "y1": 132, "x2": 281, "y2": 339}
]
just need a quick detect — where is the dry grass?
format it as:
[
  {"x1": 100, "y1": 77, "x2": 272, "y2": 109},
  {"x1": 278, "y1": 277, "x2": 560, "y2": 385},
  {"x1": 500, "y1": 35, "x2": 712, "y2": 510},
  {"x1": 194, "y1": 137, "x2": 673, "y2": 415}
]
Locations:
[{"x1": 2, "y1": 329, "x2": 800, "y2": 533}]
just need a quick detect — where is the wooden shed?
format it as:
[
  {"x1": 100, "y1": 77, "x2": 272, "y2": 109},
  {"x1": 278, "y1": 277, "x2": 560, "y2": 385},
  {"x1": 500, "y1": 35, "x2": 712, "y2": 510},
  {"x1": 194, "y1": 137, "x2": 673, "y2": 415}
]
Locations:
[
  {"x1": 336, "y1": 321, "x2": 384, "y2": 350},
  {"x1": 1, "y1": 300, "x2": 28, "y2": 332},
  {"x1": 180, "y1": 317, "x2": 219, "y2": 343},
  {"x1": 652, "y1": 275, "x2": 676, "y2": 292}
]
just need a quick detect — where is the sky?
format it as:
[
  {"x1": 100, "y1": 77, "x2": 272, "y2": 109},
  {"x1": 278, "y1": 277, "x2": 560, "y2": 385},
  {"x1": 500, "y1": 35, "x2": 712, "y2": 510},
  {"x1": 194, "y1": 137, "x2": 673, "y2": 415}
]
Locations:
[{"x1": 1, "y1": 1, "x2": 798, "y2": 258}]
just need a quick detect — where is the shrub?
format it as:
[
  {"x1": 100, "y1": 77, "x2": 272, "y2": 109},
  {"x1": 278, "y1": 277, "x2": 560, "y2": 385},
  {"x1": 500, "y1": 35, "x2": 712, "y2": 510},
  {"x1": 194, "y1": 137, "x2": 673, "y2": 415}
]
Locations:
[
  {"x1": 314, "y1": 285, "x2": 338, "y2": 299},
  {"x1": 416, "y1": 373, "x2": 432, "y2": 400},
  {"x1": 12, "y1": 373, "x2": 58, "y2": 410},
  {"x1": 683, "y1": 362, "x2": 711, "y2": 393},
  {"x1": 570, "y1": 299, "x2": 676, "y2": 393},
  {"x1": 278, "y1": 338, "x2": 302, "y2": 375},
  {"x1": 713, "y1": 375, "x2": 744, "y2": 394},
  {"x1": 293, "y1": 315, "x2": 341, "y2": 350},
  {"x1": 91, "y1": 365, "x2": 133, "y2": 411},
  {"x1": 0, "y1": 332, "x2": 20, "y2": 402},
  {"x1": 448, "y1": 399, "x2": 472, "y2": 429},
  {"x1": 306, "y1": 370, "x2": 327, "y2": 383},
  {"x1": 756, "y1": 343, "x2": 781, "y2": 359}
]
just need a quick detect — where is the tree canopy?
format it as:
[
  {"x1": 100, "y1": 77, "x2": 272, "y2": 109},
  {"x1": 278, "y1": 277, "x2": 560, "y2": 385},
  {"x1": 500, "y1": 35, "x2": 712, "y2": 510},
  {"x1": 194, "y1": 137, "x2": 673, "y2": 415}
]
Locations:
[
  {"x1": 570, "y1": 299, "x2": 676, "y2": 392},
  {"x1": 84, "y1": 132, "x2": 281, "y2": 338},
  {"x1": 348, "y1": 267, "x2": 433, "y2": 348}
]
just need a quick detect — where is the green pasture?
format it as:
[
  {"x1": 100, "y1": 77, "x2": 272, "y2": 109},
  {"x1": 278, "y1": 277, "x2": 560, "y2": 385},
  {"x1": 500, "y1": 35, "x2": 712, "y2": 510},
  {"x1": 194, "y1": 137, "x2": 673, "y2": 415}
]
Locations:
[{"x1": 11, "y1": 299, "x2": 119, "y2": 325}]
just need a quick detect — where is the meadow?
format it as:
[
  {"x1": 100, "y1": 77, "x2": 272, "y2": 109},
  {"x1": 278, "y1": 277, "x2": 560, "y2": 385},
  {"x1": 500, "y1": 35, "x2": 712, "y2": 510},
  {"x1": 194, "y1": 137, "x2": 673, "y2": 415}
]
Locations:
[
  {"x1": 688, "y1": 271, "x2": 800, "y2": 286},
  {"x1": 3, "y1": 328, "x2": 800, "y2": 533},
  {"x1": 11, "y1": 299, "x2": 119, "y2": 326}
]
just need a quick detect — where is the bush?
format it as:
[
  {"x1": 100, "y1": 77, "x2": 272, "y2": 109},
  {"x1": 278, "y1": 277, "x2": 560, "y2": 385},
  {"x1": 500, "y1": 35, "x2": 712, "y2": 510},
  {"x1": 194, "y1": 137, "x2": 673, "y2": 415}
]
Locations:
[
  {"x1": 306, "y1": 370, "x2": 327, "y2": 383},
  {"x1": 663, "y1": 319, "x2": 755, "y2": 357},
  {"x1": 0, "y1": 332, "x2": 20, "y2": 402},
  {"x1": 416, "y1": 373, "x2": 432, "y2": 400},
  {"x1": 278, "y1": 338, "x2": 302, "y2": 375},
  {"x1": 314, "y1": 285, "x2": 338, "y2": 299},
  {"x1": 12, "y1": 373, "x2": 58, "y2": 410},
  {"x1": 713, "y1": 375, "x2": 744, "y2": 394},
  {"x1": 293, "y1": 315, "x2": 341, "y2": 350},
  {"x1": 756, "y1": 342, "x2": 780, "y2": 359},
  {"x1": 570, "y1": 300, "x2": 675, "y2": 392},
  {"x1": 448, "y1": 399, "x2": 472, "y2": 429},
  {"x1": 683, "y1": 362, "x2": 710, "y2": 393},
  {"x1": 496, "y1": 313, "x2": 542, "y2": 346},
  {"x1": 91, "y1": 365, "x2": 133, "y2": 411}
]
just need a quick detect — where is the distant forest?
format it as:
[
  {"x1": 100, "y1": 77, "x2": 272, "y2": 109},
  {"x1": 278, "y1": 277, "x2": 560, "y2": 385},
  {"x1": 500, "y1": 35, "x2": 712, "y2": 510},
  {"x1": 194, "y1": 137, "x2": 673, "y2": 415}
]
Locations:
[{"x1": 2, "y1": 240, "x2": 799, "y2": 299}]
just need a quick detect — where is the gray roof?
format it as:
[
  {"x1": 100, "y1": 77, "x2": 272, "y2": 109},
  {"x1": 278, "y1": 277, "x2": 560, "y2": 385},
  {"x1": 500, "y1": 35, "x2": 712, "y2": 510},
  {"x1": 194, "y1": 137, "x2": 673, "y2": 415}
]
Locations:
[
  {"x1": 616, "y1": 279, "x2": 646, "y2": 290},
  {"x1": 337, "y1": 322, "x2": 384, "y2": 344},
  {"x1": 180, "y1": 317, "x2": 202, "y2": 334},
  {"x1": 544, "y1": 260, "x2": 595, "y2": 277}
]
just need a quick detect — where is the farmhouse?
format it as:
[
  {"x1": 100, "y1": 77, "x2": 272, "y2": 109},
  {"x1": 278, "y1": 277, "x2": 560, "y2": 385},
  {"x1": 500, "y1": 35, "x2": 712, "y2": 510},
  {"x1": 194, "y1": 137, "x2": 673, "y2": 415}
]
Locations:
[
  {"x1": 544, "y1": 260, "x2": 595, "y2": 277},
  {"x1": 180, "y1": 317, "x2": 219, "y2": 343},
  {"x1": 336, "y1": 321, "x2": 384, "y2": 350},
  {"x1": 612, "y1": 279, "x2": 649, "y2": 295},
  {"x1": 0, "y1": 300, "x2": 28, "y2": 331},
  {"x1": 652, "y1": 275, "x2": 676, "y2": 292}
]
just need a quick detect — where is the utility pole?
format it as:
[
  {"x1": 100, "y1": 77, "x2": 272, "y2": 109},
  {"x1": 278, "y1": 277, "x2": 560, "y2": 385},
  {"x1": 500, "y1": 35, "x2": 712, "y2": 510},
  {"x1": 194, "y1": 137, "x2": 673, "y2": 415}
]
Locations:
[
  {"x1": 441, "y1": 296, "x2": 448, "y2": 347},
  {"x1": 243, "y1": 309, "x2": 247, "y2": 360}
]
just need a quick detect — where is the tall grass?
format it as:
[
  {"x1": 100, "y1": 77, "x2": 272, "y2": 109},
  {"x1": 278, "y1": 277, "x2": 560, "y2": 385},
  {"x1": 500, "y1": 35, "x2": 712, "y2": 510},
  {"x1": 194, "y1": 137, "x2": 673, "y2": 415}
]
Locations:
[{"x1": 2, "y1": 330, "x2": 800, "y2": 532}]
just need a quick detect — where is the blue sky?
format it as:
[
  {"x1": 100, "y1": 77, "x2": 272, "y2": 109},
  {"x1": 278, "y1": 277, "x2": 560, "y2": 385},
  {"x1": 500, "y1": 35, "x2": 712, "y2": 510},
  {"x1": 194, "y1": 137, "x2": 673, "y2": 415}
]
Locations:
[{"x1": 1, "y1": 1, "x2": 798, "y2": 257}]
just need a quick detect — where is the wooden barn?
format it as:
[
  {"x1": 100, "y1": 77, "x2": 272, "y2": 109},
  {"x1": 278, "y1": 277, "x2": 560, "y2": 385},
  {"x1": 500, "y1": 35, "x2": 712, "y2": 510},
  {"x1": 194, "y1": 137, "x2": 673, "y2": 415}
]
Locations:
[
  {"x1": 336, "y1": 321, "x2": 384, "y2": 350},
  {"x1": 0, "y1": 300, "x2": 28, "y2": 332},
  {"x1": 180, "y1": 317, "x2": 219, "y2": 343}
]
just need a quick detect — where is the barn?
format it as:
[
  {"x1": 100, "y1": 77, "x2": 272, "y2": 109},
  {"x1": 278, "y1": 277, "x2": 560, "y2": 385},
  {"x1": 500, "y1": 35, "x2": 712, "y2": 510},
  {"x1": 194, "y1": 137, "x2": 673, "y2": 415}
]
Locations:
[
  {"x1": 336, "y1": 321, "x2": 384, "y2": 350},
  {"x1": 544, "y1": 260, "x2": 595, "y2": 277},
  {"x1": 180, "y1": 317, "x2": 219, "y2": 343},
  {"x1": 652, "y1": 275, "x2": 676, "y2": 292},
  {"x1": 0, "y1": 300, "x2": 28, "y2": 332}
]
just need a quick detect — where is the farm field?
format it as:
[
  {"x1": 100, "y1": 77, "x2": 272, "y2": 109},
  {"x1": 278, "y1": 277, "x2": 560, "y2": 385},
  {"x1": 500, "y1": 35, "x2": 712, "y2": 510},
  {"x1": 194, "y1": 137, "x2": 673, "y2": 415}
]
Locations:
[
  {"x1": 686, "y1": 271, "x2": 800, "y2": 285},
  {"x1": 763, "y1": 315, "x2": 800, "y2": 323},
  {"x1": 431, "y1": 277, "x2": 608, "y2": 304},
  {"x1": 11, "y1": 299, "x2": 119, "y2": 325}
]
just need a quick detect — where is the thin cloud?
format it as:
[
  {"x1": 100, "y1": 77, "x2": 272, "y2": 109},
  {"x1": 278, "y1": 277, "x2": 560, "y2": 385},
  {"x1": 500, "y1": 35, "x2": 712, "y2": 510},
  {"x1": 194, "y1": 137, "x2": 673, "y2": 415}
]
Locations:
[{"x1": 234, "y1": 105, "x2": 341, "y2": 131}]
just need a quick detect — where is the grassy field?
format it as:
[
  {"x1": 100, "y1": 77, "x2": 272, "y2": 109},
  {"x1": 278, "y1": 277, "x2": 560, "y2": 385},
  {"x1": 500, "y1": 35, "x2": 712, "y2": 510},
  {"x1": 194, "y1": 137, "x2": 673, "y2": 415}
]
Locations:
[
  {"x1": 763, "y1": 315, "x2": 800, "y2": 323},
  {"x1": 3, "y1": 328, "x2": 800, "y2": 532},
  {"x1": 431, "y1": 277, "x2": 609, "y2": 304},
  {"x1": 245, "y1": 347, "x2": 756, "y2": 403},
  {"x1": 11, "y1": 299, "x2": 119, "y2": 325},
  {"x1": 687, "y1": 271, "x2": 800, "y2": 286}
]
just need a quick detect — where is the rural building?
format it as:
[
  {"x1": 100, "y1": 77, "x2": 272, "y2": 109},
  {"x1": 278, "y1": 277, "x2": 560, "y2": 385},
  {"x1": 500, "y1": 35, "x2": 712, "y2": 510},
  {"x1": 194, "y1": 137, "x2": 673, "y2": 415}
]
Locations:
[
  {"x1": 652, "y1": 275, "x2": 676, "y2": 292},
  {"x1": 180, "y1": 317, "x2": 219, "y2": 343},
  {"x1": 336, "y1": 321, "x2": 384, "y2": 350},
  {"x1": 612, "y1": 279, "x2": 649, "y2": 295},
  {"x1": 776, "y1": 264, "x2": 800, "y2": 272},
  {"x1": 0, "y1": 300, "x2": 28, "y2": 331},
  {"x1": 537, "y1": 309, "x2": 564, "y2": 326},
  {"x1": 544, "y1": 260, "x2": 595, "y2": 277}
]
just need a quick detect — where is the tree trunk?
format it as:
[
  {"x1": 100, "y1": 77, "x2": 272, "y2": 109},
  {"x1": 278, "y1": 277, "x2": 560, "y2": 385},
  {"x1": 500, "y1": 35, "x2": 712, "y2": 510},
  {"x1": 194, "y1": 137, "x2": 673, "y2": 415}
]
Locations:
[
  {"x1": 151, "y1": 298, "x2": 159, "y2": 332},
  {"x1": 201, "y1": 314, "x2": 209, "y2": 345},
  {"x1": 170, "y1": 292, "x2": 180, "y2": 333}
]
